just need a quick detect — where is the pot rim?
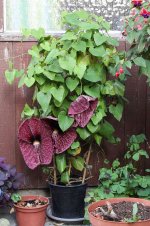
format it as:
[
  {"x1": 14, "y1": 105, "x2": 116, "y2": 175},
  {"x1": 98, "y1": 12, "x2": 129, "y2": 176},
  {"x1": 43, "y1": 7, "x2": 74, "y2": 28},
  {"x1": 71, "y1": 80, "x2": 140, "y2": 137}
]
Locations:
[
  {"x1": 48, "y1": 182, "x2": 87, "y2": 188},
  {"x1": 14, "y1": 195, "x2": 49, "y2": 210},
  {"x1": 88, "y1": 197, "x2": 150, "y2": 224}
]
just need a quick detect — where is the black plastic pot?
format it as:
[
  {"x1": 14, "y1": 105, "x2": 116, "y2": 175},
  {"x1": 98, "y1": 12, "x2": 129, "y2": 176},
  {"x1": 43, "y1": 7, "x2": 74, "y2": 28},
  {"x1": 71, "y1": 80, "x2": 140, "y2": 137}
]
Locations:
[{"x1": 49, "y1": 183, "x2": 87, "y2": 219}]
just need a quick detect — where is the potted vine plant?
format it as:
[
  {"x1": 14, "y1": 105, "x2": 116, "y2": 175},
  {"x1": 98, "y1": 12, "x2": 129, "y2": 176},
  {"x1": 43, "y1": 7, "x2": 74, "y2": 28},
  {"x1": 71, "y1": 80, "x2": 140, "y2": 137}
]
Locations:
[
  {"x1": 5, "y1": 10, "x2": 128, "y2": 221},
  {"x1": 123, "y1": 0, "x2": 150, "y2": 83},
  {"x1": 88, "y1": 134, "x2": 150, "y2": 225}
]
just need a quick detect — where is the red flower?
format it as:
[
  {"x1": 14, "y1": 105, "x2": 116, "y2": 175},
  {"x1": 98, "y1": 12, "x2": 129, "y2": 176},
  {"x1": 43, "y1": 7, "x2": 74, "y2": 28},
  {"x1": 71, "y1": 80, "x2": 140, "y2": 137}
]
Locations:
[
  {"x1": 140, "y1": 8, "x2": 150, "y2": 18},
  {"x1": 18, "y1": 118, "x2": 77, "y2": 169},
  {"x1": 119, "y1": 67, "x2": 124, "y2": 74},
  {"x1": 68, "y1": 95, "x2": 98, "y2": 128},
  {"x1": 132, "y1": 0, "x2": 142, "y2": 7},
  {"x1": 115, "y1": 72, "x2": 120, "y2": 78}
]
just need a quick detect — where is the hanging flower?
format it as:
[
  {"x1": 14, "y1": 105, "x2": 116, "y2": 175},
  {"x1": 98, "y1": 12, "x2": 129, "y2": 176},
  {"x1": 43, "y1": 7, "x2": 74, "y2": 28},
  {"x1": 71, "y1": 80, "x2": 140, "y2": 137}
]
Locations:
[
  {"x1": 18, "y1": 118, "x2": 54, "y2": 170},
  {"x1": 140, "y1": 8, "x2": 150, "y2": 18},
  {"x1": 132, "y1": 0, "x2": 142, "y2": 7},
  {"x1": 68, "y1": 95, "x2": 98, "y2": 128},
  {"x1": 18, "y1": 118, "x2": 77, "y2": 169}
]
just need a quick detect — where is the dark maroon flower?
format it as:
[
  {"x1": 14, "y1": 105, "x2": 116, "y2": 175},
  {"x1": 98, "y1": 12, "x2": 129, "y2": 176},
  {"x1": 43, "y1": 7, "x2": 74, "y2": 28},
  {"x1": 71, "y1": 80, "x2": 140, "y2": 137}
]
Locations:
[
  {"x1": 18, "y1": 118, "x2": 54, "y2": 170},
  {"x1": 18, "y1": 118, "x2": 77, "y2": 169},
  {"x1": 68, "y1": 95, "x2": 98, "y2": 128},
  {"x1": 52, "y1": 128, "x2": 77, "y2": 153}
]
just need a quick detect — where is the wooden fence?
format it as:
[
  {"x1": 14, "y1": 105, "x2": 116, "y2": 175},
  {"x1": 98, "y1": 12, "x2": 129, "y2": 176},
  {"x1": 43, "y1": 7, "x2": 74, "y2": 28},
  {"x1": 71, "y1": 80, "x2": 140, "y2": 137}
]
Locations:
[{"x1": 0, "y1": 40, "x2": 149, "y2": 188}]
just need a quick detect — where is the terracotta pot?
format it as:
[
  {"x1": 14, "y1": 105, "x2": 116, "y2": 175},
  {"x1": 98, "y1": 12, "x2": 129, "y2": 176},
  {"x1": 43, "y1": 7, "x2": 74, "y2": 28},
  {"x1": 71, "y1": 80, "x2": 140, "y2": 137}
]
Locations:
[
  {"x1": 88, "y1": 197, "x2": 150, "y2": 226},
  {"x1": 14, "y1": 195, "x2": 49, "y2": 226}
]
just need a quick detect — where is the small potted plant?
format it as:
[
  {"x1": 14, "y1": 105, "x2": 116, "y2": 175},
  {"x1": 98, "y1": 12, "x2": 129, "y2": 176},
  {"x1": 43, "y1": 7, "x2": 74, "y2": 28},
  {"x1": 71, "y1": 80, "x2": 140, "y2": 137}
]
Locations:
[
  {"x1": 5, "y1": 10, "x2": 128, "y2": 221},
  {"x1": 123, "y1": 0, "x2": 150, "y2": 84},
  {"x1": 11, "y1": 193, "x2": 49, "y2": 226},
  {"x1": 87, "y1": 134, "x2": 150, "y2": 225}
]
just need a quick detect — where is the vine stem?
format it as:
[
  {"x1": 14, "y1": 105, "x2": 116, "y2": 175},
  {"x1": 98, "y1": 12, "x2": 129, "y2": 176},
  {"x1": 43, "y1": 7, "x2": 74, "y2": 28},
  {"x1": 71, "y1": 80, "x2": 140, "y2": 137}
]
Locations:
[
  {"x1": 53, "y1": 155, "x2": 57, "y2": 185},
  {"x1": 82, "y1": 143, "x2": 92, "y2": 184}
]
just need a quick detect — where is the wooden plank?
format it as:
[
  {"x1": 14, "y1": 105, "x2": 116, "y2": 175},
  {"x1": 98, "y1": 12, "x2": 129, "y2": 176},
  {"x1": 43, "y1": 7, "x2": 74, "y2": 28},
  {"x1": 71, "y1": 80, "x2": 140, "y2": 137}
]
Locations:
[
  {"x1": 12, "y1": 41, "x2": 42, "y2": 188},
  {"x1": 0, "y1": 42, "x2": 16, "y2": 164},
  {"x1": 124, "y1": 42, "x2": 147, "y2": 171},
  {"x1": 0, "y1": 0, "x2": 4, "y2": 32}
]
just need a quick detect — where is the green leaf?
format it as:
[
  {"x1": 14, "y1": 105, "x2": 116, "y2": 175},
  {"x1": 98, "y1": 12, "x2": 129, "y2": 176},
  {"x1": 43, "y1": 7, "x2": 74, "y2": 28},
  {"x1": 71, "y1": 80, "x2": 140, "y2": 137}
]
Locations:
[
  {"x1": 61, "y1": 31, "x2": 77, "y2": 41},
  {"x1": 133, "y1": 57, "x2": 146, "y2": 68},
  {"x1": 91, "y1": 108, "x2": 106, "y2": 125},
  {"x1": 51, "y1": 86, "x2": 65, "y2": 102},
  {"x1": 71, "y1": 157, "x2": 84, "y2": 171},
  {"x1": 56, "y1": 154, "x2": 67, "y2": 174},
  {"x1": 87, "y1": 122, "x2": 99, "y2": 133},
  {"x1": 94, "y1": 33, "x2": 107, "y2": 46},
  {"x1": 22, "y1": 104, "x2": 34, "y2": 117},
  {"x1": 67, "y1": 147, "x2": 81, "y2": 156},
  {"x1": 45, "y1": 49, "x2": 60, "y2": 64},
  {"x1": 114, "y1": 81, "x2": 125, "y2": 97},
  {"x1": 66, "y1": 77, "x2": 79, "y2": 92},
  {"x1": 58, "y1": 111, "x2": 74, "y2": 132},
  {"x1": 94, "y1": 134, "x2": 102, "y2": 145},
  {"x1": 40, "y1": 41, "x2": 51, "y2": 51},
  {"x1": 43, "y1": 71, "x2": 55, "y2": 80},
  {"x1": 31, "y1": 28, "x2": 45, "y2": 40},
  {"x1": 37, "y1": 91, "x2": 51, "y2": 112},
  {"x1": 18, "y1": 75, "x2": 25, "y2": 88},
  {"x1": 61, "y1": 171, "x2": 70, "y2": 184},
  {"x1": 84, "y1": 64, "x2": 106, "y2": 83},
  {"x1": 5, "y1": 70, "x2": 16, "y2": 84},
  {"x1": 109, "y1": 103, "x2": 123, "y2": 121},
  {"x1": 59, "y1": 55, "x2": 76, "y2": 74},
  {"x1": 77, "y1": 128, "x2": 91, "y2": 140},
  {"x1": 74, "y1": 55, "x2": 89, "y2": 79},
  {"x1": 11, "y1": 193, "x2": 21, "y2": 203},
  {"x1": 107, "y1": 37, "x2": 119, "y2": 46},
  {"x1": 89, "y1": 46, "x2": 105, "y2": 57},
  {"x1": 71, "y1": 142, "x2": 80, "y2": 149},
  {"x1": 84, "y1": 85, "x2": 100, "y2": 98},
  {"x1": 79, "y1": 21, "x2": 100, "y2": 30},
  {"x1": 24, "y1": 77, "x2": 35, "y2": 87},
  {"x1": 99, "y1": 121, "x2": 115, "y2": 139},
  {"x1": 72, "y1": 40, "x2": 86, "y2": 52}
]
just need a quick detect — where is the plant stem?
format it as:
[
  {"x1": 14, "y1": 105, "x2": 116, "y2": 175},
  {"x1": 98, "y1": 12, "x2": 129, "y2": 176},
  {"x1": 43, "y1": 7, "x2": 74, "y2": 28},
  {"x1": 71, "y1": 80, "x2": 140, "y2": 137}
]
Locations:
[
  {"x1": 53, "y1": 155, "x2": 57, "y2": 185},
  {"x1": 82, "y1": 143, "x2": 92, "y2": 184}
]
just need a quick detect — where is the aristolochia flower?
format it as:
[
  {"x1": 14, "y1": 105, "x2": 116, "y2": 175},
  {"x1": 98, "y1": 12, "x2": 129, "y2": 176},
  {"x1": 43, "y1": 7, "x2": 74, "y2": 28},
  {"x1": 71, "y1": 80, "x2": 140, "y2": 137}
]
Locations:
[
  {"x1": 68, "y1": 95, "x2": 98, "y2": 128},
  {"x1": 140, "y1": 8, "x2": 150, "y2": 18},
  {"x1": 18, "y1": 118, "x2": 77, "y2": 169}
]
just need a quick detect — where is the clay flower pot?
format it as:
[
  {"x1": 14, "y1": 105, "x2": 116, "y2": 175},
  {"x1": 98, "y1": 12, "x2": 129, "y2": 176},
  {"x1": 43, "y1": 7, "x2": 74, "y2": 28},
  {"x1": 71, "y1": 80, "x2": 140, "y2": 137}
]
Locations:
[
  {"x1": 14, "y1": 195, "x2": 49, "y2": 226},
  {"x1": 88, "y1": 197, "x2": 150, "y2": 226}
]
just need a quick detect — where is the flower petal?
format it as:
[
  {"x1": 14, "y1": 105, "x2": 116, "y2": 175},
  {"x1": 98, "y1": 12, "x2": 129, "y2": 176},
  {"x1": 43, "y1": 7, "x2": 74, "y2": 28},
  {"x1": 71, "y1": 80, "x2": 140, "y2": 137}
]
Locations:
[
  {"x1": 18, "y1": 140, "x2": 41, "y2": 169},
  {"x1": 18, "y1": 119, "x2": 33, "y2": 143},
  {"x1": 68, "y1": 95, "x2": 98, "y2": 128},
  {"x1": 52, "y1": 128, "x2": 77, "y2": 154},
  {"x1": 68, "y1": 95, "x2": 90, "y2": 115},
  {"x1": 28, "y1": 118, "x2": 41, "y2": 138}
]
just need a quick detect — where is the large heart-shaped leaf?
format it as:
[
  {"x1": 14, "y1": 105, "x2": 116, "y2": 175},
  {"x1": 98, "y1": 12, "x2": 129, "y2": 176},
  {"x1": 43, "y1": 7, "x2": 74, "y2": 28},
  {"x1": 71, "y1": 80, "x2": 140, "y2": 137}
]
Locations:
[
  {"x1": 56, "y1": 154, "x2": 66, "y2": 174},
  {"x1": 37, "y1": 91, "x2": 51, "y2": 112},
  {"x1": 58, "y1": 111, "x2": 74, "y2": 131},
  {"x1": 66, "y1": 77, "x2": 79, "y2": 92},
  {"x1": 24, "y1": 77, "x2": 35, "y2": 87},
  {"x1": 51, "y1": 86, "x2": 65, "y2": 102},
  {"x1": 71, "y1": 156, "x2": 84, "y2": 171}
]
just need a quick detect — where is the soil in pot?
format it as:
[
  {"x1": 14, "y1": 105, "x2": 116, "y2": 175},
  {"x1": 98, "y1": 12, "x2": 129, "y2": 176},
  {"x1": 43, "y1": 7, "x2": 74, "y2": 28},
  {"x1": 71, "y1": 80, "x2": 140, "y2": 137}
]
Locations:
[
  {"x1": 14, "y1": 195, "x2": 49, "y2": 226},
  {"x1": 88, "y1": 198, "x2": 150, "y2": 226},
  {"x1": 91, "y1": 201, "x2": 150, "y2": 222}
]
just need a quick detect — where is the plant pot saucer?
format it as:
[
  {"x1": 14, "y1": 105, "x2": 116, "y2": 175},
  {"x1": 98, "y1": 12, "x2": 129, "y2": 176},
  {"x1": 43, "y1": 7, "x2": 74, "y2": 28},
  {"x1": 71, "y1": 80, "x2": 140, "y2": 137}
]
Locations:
[{"x1": 46, "y1": 205, "x2": 84, "y2": 223}]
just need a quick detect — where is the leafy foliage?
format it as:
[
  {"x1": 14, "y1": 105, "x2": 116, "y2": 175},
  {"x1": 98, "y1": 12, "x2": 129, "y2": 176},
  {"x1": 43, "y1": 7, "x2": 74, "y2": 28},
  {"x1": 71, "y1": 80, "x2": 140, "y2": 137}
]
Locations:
[
  {"x1": 0, "y1": 157, "x2": 23, "y2": 205},
  {"x1": 124, "y1": 1, "x2": 150, "y2": 84},
  {"x1": 5, "y1": 11, "x2": 127, "y2": 184},
  {"x1": 86, "y1": 134, "x2": 150, "y2": 206}
]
